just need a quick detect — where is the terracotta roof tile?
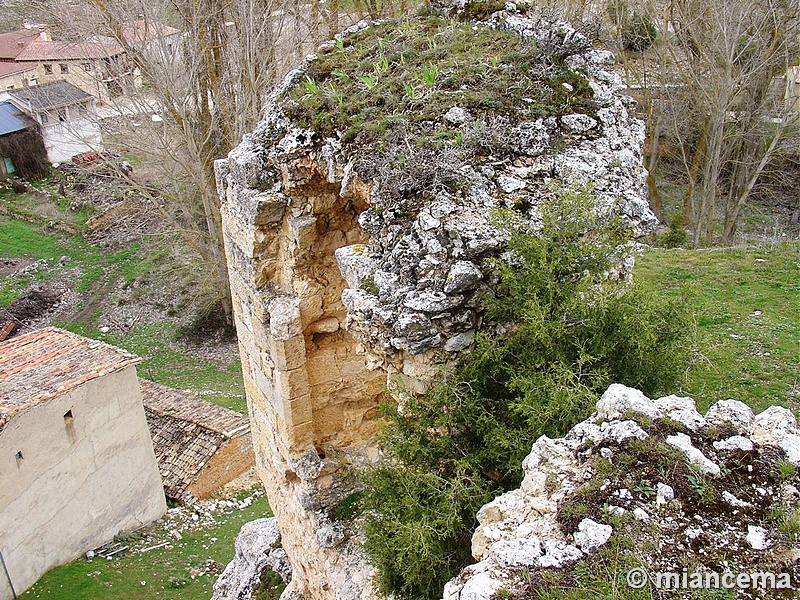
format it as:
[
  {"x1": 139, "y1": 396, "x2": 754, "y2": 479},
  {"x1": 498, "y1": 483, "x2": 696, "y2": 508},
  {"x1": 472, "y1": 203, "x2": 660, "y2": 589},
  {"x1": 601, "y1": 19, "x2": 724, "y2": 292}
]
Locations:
[
  {"x1": 0, "y1": 30, "x2": 40, "y2": 60},
  {"x1": 15, "y1": 40, "x2": 123, "y2": 62},
  {"x1": 139, "y1": 379, "x2": 249, "y2": 438},
  {"x1": 140, "y1": 380, "x2": 250, "y2": 501},
  {"x1": 145, "y1": 408, "x2": 224, "y2": 501},
  {"x1": 120, "y1": 20, "x2": 181, "y2": 43},
  {"x1": 0, "y1": 62, "x2": 35, "y2": 78},
  {"x1": 0, "y1": 327, "x2": 140, "y2": 430}
]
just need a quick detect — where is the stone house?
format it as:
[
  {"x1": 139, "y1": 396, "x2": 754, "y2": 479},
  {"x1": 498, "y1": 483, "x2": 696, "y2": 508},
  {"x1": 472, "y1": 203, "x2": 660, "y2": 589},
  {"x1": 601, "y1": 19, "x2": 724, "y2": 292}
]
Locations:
[
  {"x1": 0, "y1": 328, "x2": 166, "y2": 600},
  {"x1": 116, "y1": 20, "x2": 182, "y2": 66},
  {"x1": 0, "y1": 28, "x2": 129, "y2": 104},
  {"x1": 0, "y1": 62, "x2": 37, "y2": 92},
  {"x1": 0, "y1": 81, "x2": 103, "y2": 163},
  {"x1": 140, "y1": 379, "x2": 255, "y2": 502}
]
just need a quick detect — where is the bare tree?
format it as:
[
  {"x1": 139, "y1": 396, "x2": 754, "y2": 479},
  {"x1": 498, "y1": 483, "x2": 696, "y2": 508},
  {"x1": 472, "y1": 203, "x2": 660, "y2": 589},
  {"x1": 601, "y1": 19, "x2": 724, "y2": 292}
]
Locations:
[
  {"x1": 36, "y1": 0, "x2": 408, "y2": 319},
  {"x1": 637, "y1": 0, "x2": 800, "y2": 244},
  {"x1": 39, "y1": 0, "x2": 302, "y2": 320}
]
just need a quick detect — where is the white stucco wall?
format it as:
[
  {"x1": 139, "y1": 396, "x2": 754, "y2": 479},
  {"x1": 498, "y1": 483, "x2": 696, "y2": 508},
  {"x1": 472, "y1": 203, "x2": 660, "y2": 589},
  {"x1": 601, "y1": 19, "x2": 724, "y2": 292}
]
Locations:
[
  {"x1": 40, "y1": 111, "x2": 103, "y2": 163},
  {"x1": 0, "y1": 365, "x2": 166, "y2": 599}
]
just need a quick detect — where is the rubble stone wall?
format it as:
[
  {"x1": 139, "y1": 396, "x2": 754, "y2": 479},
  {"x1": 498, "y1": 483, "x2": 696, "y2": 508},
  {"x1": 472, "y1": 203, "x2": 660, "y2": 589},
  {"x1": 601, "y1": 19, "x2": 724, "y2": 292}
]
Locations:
[{"x1": 216, "y1": 7, "x2": 658, "y2": 599}]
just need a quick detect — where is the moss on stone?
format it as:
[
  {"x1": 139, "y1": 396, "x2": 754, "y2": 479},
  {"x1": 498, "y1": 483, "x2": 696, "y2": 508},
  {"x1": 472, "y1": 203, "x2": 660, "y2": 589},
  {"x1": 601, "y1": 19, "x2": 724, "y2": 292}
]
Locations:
[{"x1": 283, "y1": 16, "x2": 596, "y2": 149}]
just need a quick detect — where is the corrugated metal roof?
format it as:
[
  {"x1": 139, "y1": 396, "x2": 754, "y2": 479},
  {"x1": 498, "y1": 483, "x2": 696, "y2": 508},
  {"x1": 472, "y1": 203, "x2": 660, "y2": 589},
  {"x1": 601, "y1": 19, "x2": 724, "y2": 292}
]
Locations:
[
  {"x1": 7, "y1": 80, "x2": 92, "y2": 111},
  {"x1": 0, "y1": 102, "x2": 26, "y2": 136}
]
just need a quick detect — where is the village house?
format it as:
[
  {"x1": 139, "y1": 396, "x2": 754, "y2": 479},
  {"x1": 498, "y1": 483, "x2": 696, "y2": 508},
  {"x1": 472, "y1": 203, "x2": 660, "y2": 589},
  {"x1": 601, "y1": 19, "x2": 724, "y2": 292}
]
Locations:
[
  {"x1": 0, "y1": 328, "x2": 166, "y2": 600},
  {"x1": 0, "y1": 62, "x2": 37, "y2": 92},
  {"x1": 0, "y1": 81, "x2": 103, "y2": 163},
  {"x1": 0, "y1": 101, "x2": 47, "y2": 178},
  {"x1": 113, "y1": 19, "x2": 182, "y2": 65},
  {"x1": 0, "y1": 28, "x2": 129, "y2": 104},
  {"x1": 140, "y1": 379, "x2": 255, "y2": 502}
]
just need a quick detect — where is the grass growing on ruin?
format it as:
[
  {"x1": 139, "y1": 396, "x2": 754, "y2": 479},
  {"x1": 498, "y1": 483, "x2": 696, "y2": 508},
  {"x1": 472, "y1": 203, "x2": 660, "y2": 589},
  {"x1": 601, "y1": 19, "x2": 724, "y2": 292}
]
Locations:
[
  {"x1": 286, "y1": 15, "x2": 594, "y2": 146},
  {"x1": 634, "y1": 242, "x2": 800, "y2": 414},
  {"x1": 19, "y1": 494, "x2": 272, "y2": 600}
]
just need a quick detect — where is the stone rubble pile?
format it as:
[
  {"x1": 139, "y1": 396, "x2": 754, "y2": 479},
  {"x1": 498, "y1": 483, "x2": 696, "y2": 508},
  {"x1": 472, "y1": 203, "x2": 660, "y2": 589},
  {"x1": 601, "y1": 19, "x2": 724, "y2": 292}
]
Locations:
[{"x1": 444, "y1": 384, "x2": 800, "y2": 600}]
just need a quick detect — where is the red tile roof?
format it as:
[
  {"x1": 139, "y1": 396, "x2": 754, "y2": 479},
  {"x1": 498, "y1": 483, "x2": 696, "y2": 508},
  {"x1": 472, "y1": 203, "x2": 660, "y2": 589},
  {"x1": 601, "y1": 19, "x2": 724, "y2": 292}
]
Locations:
[
  {"x1": 16, "y1": 40, "x2": 123, "y2": 62},
  {"x1": 0, "y1": 327, "x2": 140, "y2": 430},
  {"x1": 0, "y1": 62, "x2": 35, "y2": 78},
  {"x1": 140, "y1": 380, "x2": 250, "y2": 501},
  {"x1": 0, "y1": 30, "x2": 40, "y2": 60},
  {"x1": 140, "y1": 379, "x2": 249, "y2": 438}
]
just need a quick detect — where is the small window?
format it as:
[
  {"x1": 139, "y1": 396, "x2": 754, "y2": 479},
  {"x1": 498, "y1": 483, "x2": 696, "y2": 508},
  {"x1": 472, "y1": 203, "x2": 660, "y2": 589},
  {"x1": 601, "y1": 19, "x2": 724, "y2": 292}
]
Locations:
[
  {"x1": 59, "y1": 63, "x2": 69, "y2": 74},
  {"x1": 6, "y1": 85, "x2": 13, "y2": 90},
  {"x1": 40, "y1": 112, "x2": 48, "y2": 125},
  {"x1": 29, "y1": 78, "x2": 37, "y2": 86},
  {"x1": 57, "y1": 108, "x2": 66, "y2": 122},
  {"x1": 64, "y1": 409, "x2": 74, "y2": 424},
  {"x1": 43, "y1": 63, "x2": 53, "y2": 74},
  {"x1": 83, "y1": 62, "x2": 92, "y2": 72},
  {"x1": 15, "y1": 450, "x2": 23, "y2": 461},
  {"x1": 4, "y1": 157, "x2": 15, "y2": 174}
]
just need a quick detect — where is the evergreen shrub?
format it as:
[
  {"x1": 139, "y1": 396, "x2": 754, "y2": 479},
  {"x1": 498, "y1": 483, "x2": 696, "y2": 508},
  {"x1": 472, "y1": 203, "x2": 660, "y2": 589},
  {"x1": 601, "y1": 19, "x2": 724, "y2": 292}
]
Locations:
[{"x1": 358, "y1": 189, "x2": 695, "y2": 599}]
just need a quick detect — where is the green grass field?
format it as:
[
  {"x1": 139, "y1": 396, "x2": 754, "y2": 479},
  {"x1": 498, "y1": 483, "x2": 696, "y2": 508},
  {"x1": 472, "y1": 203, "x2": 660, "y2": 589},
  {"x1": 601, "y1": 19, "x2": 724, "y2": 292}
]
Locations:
[
  {"x1": 3, "y1": 177, "x2": 798, "y2": 600},
  {"x1": 635, "y1": 242, "x2": 799, "y2": 413},
  {"x1": 0, "y1": 215, "x2": 246, "y2": 414},
  {"x1": 20, "y1": 495, "x2": 273, "y2": 600}
]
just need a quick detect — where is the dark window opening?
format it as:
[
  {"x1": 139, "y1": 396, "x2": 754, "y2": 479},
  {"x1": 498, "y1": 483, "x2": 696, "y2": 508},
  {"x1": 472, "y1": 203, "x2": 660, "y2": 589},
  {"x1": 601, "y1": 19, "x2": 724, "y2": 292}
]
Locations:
[
  {"x1": 59, "y1": 63, "x2": 69, "y2": 74},
  {"x1": 43, "y1": 64, "x2": 52, "y2": 74},
  {"x1": 15, "y1": 450, "x2": 23, "y2": 461},
  {"x1": 57, "y1": 108, "x2": 66, "y2": 122},
  {"x1": 83, "y1": 63, "x2": 91, "y2": 72},
  {"x1": 64, "y1": 409, "x2": 74, "y2": 425}
]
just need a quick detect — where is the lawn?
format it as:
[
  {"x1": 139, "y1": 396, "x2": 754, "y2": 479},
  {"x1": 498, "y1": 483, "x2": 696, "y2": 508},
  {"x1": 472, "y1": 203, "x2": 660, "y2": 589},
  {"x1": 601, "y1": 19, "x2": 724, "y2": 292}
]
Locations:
[
  {"x1": 0, "y1": 215, "x2": 246, "y2": 414},
  {"x1": 64, "y1": 321, "x2": 246, "y2": 414},
  {"x1": 635, "y1": 241, "x2": 799, "y2": 413},
  {"x1": 19, "y1": 494, "x2": 273, "y2": 600}
]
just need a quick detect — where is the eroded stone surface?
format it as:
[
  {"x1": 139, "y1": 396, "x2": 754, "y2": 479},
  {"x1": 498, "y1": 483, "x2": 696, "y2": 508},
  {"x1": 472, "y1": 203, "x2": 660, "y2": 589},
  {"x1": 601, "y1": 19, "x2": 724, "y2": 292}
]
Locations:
[
  {"x1": 444, "y1": 386, "x2": 800, "y2": 600},
  {"x1": 217, "y1": 7, "x2": 659, "y2": 600},
  {"x1": 211, "y1": 518, "x2": 291, "y2": 600}
]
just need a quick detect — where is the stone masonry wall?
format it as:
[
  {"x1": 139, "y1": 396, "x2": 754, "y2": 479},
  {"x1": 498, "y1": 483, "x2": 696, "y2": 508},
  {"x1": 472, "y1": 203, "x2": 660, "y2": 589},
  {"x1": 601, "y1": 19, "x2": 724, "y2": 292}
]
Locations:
[
  {"x1": 216, "y1": 7, "x2": 659, "y2": 599},
  {"x1": 218, "y1": 131, "x2": 386, "y2": 599}
]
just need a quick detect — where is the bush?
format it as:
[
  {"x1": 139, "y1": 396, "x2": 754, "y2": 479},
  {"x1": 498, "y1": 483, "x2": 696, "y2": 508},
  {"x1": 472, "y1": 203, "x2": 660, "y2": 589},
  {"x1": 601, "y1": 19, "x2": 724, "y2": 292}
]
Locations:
[
  {"x1": 359, "y1": 189, "x2": 695, "y2": 599},
  {"x1": 622, "y1": 14, "x2": 657, "y2": 52},
  {"x1": 647, "y1": 217, "x2": 689, "y2": 248}
]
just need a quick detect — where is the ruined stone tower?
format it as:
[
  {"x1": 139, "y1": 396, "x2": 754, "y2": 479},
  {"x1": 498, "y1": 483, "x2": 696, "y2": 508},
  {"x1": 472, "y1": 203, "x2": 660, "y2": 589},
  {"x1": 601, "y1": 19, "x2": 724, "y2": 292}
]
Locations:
[{"x1": 216, "y1": 6, "x2": 657, "y2": 598}]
